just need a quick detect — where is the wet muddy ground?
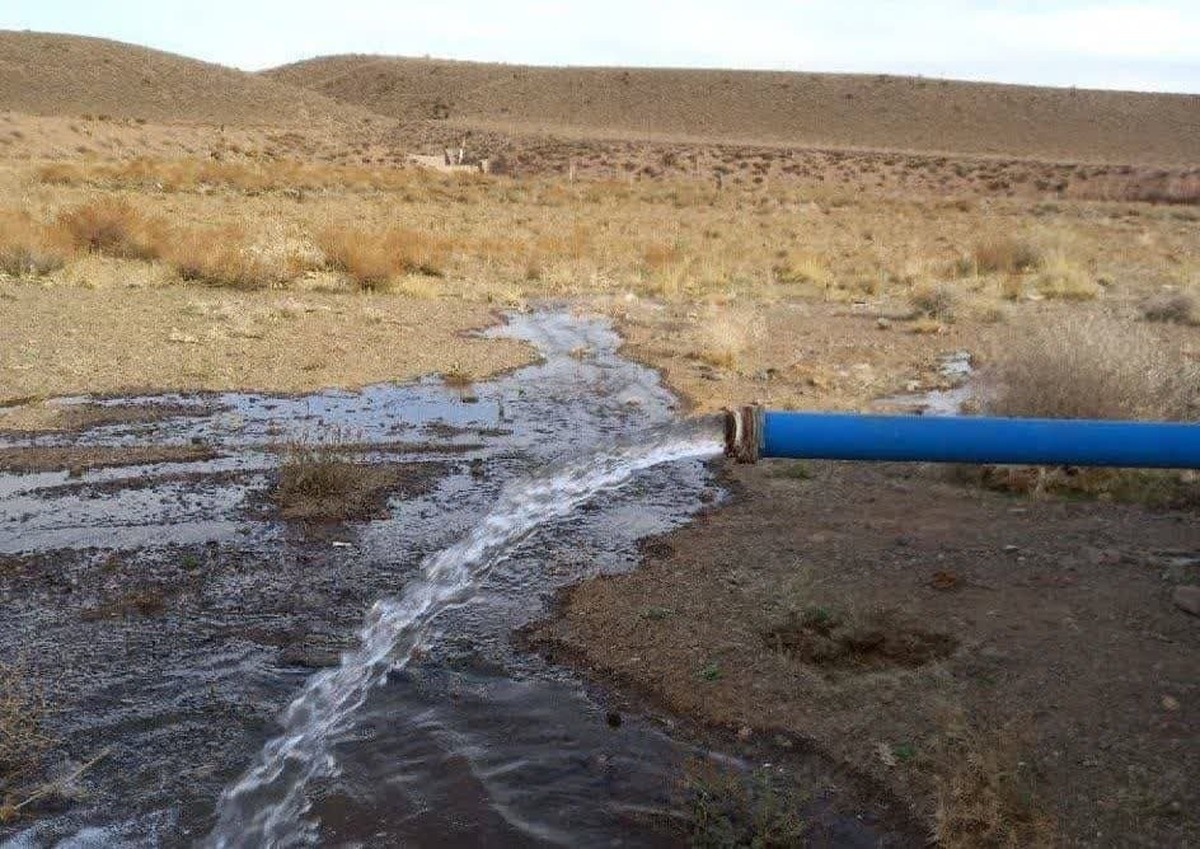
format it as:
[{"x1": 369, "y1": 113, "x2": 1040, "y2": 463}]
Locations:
[{"x1": 0, "y1": 311, "x2": 924, "y2": 847}]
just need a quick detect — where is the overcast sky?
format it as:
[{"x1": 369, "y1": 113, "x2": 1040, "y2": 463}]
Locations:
[{"x1": 4, "y1": 1, "x2": 1200, "y2": 93}]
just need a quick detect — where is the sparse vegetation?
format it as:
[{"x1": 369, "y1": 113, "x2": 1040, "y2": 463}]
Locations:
[
  {"x1": 909, "y1": 283, "x2": 958, "y2": 321},
  {"x1": 0, "y1": 662, "x2": 53, "y2": 823},
  {"x1": 273, "y1": 435, "x2": 402, "y2": 522},
  {"x1": 984, "y1": 313, "x2": 1198, "y2": 421},
  {"x1": 966, "y1": 236, "x2": 1043, "y2": 276},
  {"x1": 0, "y1": 211, "x2": 72, "y2": 277},
  {"x1": 934, "y1": 722, "x2": 1057, "y2": 848},
  {"x1": 58, "y1": 198, "x2": 165, "y2": 260},
  {"x1": 1140, "y1": 290, "x2": 1197, "y2": 324},
  {"x1": 679, "y1": 759, "x2": 807, "y2": 848}
]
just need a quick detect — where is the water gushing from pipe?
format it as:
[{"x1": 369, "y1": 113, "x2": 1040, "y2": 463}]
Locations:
[{"x1": 208, "y1": 420, "x2": 722, "y2": 847}]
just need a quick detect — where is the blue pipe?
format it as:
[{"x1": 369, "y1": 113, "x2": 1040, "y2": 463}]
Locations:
[{"x1": 723, "y1": 406, "x2": 1200, "y2": 469}]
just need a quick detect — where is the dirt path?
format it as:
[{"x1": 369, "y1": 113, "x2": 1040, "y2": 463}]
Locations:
[{"x1": 529, "y1": 460, "x2": 1199, "y2": 846}]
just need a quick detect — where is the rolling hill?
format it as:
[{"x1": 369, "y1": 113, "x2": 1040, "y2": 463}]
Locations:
[
  {"x1": 0, "y1": 31, "x2": 374, "y2": 125},
  {"x1": 266, "y1": 55, "x2": 1200, "y2": 164}
]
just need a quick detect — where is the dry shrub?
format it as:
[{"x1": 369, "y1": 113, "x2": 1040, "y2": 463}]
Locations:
[
  {"x1": 772, "y1": 250, "x2": 831, "y2": 286},
  {"x1": 0, "y1": 211, "x2": 73, "y2": 276},
  {"x1": 274, "y1": 437, "x2": 400, "y2": 522},
  {"x1": 967, "y1": 237, "x2": 1043, "y2": 276},
  {"x1": 985, "y1": 313, "x2": 1198, "y2": 420},
  {"x1": 1073, "y1": 170, "x2": 1200, "y2": 206},
  {"x1": 679, "y1": 758, "x2": 807, "y2": 848},
  {"x1": 959, "y1": 464, "x2": 1200, "y2": 508},
  {"x1": 1033, "y1": 253, "x2": 1098, "y2": 301},
  {"x1": 1140, "y1": 290, "x2": 1197, "y2": 325},
  {"x1": 693, "y1": 305, "x2": 766, "y2": 369},
  {"x1": 163, "y1": 226, "x2": 295, "y2": 289},
  {"x1": 642, "y1": 242, "x2": 684, "y2": 272},
  {"x1": 934, "y1": 723, "x2": 1057, "y2": 848},
  {"x1": 58, "y1": 198, "x2": 165, "y2": 260},
  {"x1": 909, "y1": 283, "x2": 959, "y2": 320},
  {"x1": 0, "y1": 662, "x2": 53, "y2": 821},
  {"x1": 319, "y1": 227, "x2": 449, "y2": 289}
]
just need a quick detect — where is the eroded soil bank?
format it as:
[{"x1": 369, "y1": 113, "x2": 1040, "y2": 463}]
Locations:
[{"x1": 529, "y1": 460, "x2": 1200, "y2": 847}]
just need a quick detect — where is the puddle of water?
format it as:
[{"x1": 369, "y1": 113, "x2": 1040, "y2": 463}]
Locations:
[{"x1": 871, "y1": 350, "x2": 976, "y2": 416}]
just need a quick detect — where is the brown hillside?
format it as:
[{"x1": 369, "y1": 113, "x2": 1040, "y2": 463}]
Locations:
[
  {"x1": 0, "y1": 31, "x2": 376, "y2": 125},
  {"x1": 266, "y1": 55, "x2": 1200, "y2": 164}
]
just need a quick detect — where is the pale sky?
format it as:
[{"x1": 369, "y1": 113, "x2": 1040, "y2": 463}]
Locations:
[{"x1": 4, "y1": 1, "x2": 1200, "y2": 93}]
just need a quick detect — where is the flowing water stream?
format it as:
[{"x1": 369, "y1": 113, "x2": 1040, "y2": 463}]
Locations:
[
  {"x1": 207, "y1": 424, "x2": 720, "y2": 847},
  {"x1": 2, "y1": 311, "x2": 915, "y2": 848},
  {"x1": 2, "y1": 311, "x2": 730, "y2": 847}
]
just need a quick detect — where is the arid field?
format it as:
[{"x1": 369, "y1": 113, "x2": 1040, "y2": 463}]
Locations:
[{"x1": 1, "y1": 29, "x2": 1198, "y2": 847}]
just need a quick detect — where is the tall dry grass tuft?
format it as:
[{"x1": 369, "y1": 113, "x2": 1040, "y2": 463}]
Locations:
[
  {"x1": 162, "y1": 226, "x2": 296, "y2": 289},
  {"x1": 1033, "y1": 252, "x2": 1099, "y2": 300},
  {"x1": 0, "y1": 211, "x2": 73, "y2": 277},
  {"x1": 692, "y1": 304, "x2": 766, "y2": 370},
  {"x1": 984, "y1": 313, "x2": 1198, "y2": 421},
  {"x1": 58, "y1": 198, "x2": 165, "y2": 261},
  {"x1": 318, "y1": 227, "x2": 450, "y2": 289},
  {"x1": 934, "y1": 722, "x2": 1057, "y2": 848},
  {"x1": 1140, "y1": 290, "x2": 1197, "y2": 325},
  {"x1": 0, "y1": 662, "x2": 53, "y2": 823},
  {"x1": 963, "y1": 237, "x2": 1043, "y2": 276}
]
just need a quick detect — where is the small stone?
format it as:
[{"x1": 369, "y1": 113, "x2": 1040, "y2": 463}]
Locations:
[
  {"x1": 1172, "y1": 586, "x2": 1200, "y2": 617},
  {"x1": 876, "y1": 317, "x2": 893, "y2": 330},
  {"x1": 1003, "y1": 545, "x2": 1020, "y2": 554},
  {"x1": 606, "y1": 711, "x2": 622, "y2": 728},
  {"x1": 1161, "y1": 695, "x2": 1181, "y2": 712}
]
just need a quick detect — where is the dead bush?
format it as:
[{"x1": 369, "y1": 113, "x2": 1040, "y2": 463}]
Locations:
[
  {"x1": 967, "y1": 237, "x2": 1043, "y2": 276},
  {"x1": 318, "y1": 227, "x2": 449, "y2": 289},
  {"x1": 58, "y1": 198, "x2": 165, "y2": 260},
  {"x1": 1140, "y1": 290, "x2": 1197, "y2": 325},
  {"x1": 934, "y1": 722, "x2": 1057, "y2": 848},
  {"x1": 0, "y1": 211, "x2": 72, "y2": 276},
  {"x1": 909, "y1": 283, "x2": 959, "y2": 320},
  {"x1": 273, "y1": 436, "x2": 405, "y2": 522},
  {"x1": 163, "y1": 226, "x2": 294, "y2": 289},
  {"x1": 0, "y1": 662, "x2": 53, "y2": 821},
  {"x1": 984, "y1": 313, "x2": 1199, "y2": 420}
]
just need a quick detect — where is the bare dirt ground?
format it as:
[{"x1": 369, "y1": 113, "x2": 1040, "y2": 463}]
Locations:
[{"x1": 529, "y1": 460, "x2": 1199, "y2": 847}]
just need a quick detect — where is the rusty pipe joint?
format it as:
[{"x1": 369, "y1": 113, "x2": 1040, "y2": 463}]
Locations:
[{"x1": 723, "y1": 405, "x2": 763, "y2": 463}]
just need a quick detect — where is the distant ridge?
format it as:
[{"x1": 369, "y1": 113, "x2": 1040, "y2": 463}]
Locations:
[
  {"x1": 266, "y1": 54, "x2": 1200, "y2": 163},
  {"x1": 0, "y1": 31, "x2": 376, "y2": 125}
]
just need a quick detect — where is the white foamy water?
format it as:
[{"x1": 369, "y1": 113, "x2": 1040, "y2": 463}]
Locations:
[{"x1": 207, "y1": 423, "x2": 721, "y2": 847}]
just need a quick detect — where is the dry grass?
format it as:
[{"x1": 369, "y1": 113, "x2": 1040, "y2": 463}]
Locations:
[
  {"x1": 273, "y1": 435, "x2": 401, "y2": 522},
  {"x1": 679, "y1": 758, "x2": 807, "y2": 848},
  {"x1": 1140, "y1": 290, "x2": 1197, "y2": 325},
  {"x1": 909, "y1": 283, "x2": 959, "y2": 321},
  {"x1": 1033, "y1": 253, "x2": 1099, "y2": 301},
  {"x1": 58, "y1": 198, "x2": 165, "y2": 261},
  {"x1": 0, "y1": 211, "x2": 73, "y2": 277},
  {"x1": 318, "y1": 226, "x2": 449, "y2": 289},
  {"x1": 965, "y1": 237, "x2": 1044, "y2": 276},
  {"x1": 36, "y1": 157, "x2": 441, "y2": 196},
  {"x1": 0, "y1": 662, "x2": 53, "y2": 823},
  {"x1": 163, "y1": 225, "x2": 300, "y2": 289},
  {"x1": 691, "y1": 305, "x2": 765, "y2": 370},
  {"x1": 984, "y1": 313, "x2": 1198, "y2": 421},
  {"x1": 934, "y1": 722, "x2": 1057, "y2": 848}
]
